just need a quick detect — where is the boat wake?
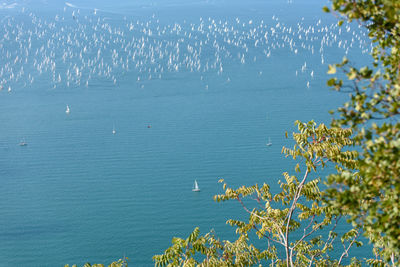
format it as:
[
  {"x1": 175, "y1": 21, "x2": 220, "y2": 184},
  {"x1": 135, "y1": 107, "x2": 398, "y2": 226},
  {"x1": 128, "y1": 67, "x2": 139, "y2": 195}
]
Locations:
[
  {"x1": 65, "y1": 2, "x2": 77, "y2": 8},
  {"x1": 65, "y1": 2, "x2": 101, "y2": 14},
  {"x1": 0, "y1": 2, "x2": 17, "y2": 9}
]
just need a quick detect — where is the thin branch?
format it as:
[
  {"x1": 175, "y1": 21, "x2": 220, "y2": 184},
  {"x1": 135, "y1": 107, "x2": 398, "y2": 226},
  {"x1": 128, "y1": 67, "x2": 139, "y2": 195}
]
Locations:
[
  {"x1": 304, "y1": 215, "x2": 316, "y2": 233},
  {"x1": 284, "y1": 168, "x2": 310, "y2": 267},
  {"x1": 309, "y1": 215, "x2": 342, "y2": 260},
  {"x1": 291, "y1": 219, "x2": 325, "y2": 251},
  {"x1": 253, "y1": 196, "x2": 267, "y2": 210},
  {"x1": 236, "y1": 196, "x2": 286, "y2": 244},
  {"x1": 252, "y1": 225, "x2": 286, "y2": 247},
  {"x1": 308, "y1": 255, "x2": 315, "y2": 267},
  {"x1": 337, "y1": 229, "x2": 361, "y2": 265},
  {"x1": 236, "y1": 197, "x2": 267, "y2": 222},
  {"x1": 391, "y1": 252, "x2": 395, "y2": 267}
]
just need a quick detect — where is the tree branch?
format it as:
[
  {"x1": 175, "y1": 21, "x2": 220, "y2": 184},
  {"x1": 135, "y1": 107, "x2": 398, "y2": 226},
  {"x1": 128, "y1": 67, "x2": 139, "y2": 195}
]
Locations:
[
  {"x1": 337, "y1": 229, "x2": 361, "y2": 265},
  {"x1": 284, "y1": 168, "x2": 310, "y2": 267}
]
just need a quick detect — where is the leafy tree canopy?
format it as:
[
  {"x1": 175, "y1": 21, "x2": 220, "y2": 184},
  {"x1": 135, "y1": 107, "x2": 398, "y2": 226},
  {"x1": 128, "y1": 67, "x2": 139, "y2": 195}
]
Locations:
[{"x1": 325, "y1": 0, "x2": 400, "y2": 263}]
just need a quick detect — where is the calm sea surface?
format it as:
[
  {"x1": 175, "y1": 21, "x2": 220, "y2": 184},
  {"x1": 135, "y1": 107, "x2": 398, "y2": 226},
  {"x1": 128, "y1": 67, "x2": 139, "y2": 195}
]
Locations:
[{"x1": 0, "y1": 0, "x2": 371, "y2": 265}]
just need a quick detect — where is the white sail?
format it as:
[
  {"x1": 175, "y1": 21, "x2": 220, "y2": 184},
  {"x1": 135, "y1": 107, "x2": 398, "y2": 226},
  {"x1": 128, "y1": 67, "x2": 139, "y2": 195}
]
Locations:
[
  {"x1": 192, "y1": 180, "x2": 200, "y2": 192},
  {"x1": 66, "y1": 105, "x2": 70, "y2": 114}
]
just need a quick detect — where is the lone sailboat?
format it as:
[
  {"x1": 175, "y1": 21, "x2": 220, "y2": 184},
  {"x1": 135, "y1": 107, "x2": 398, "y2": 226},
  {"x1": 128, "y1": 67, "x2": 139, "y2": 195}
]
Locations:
[
  {"x1": 112, "y1": 125, "x2": 116, "y2": 135},
  {"x1": 192, "y1": 180, "x2": 200, "y2": 192},
  {"x1": 19, "y1": 138, "x2": 27, "y2": 146},
  {"x1": 65, "y1": 105, "x2": 70, "y2": 114},
  {"x1": 266, "y1": 137, "x2": 272, "y2": 147}
]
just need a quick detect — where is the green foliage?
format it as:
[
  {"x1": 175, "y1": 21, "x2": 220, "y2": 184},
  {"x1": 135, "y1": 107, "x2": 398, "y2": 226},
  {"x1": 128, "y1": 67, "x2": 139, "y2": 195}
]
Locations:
[
  {"x1": 325, "y1": 0, "x2": 400, "y2": 264},
  {"x1": 153, "y1": 227, "x2": 266, "y2": 267},
  {"x1": 154, "y1": 122, "x2": 363, "y2": 266},
  {"x1": 64, "y1": 258, "x2": 128, "y2": 267}
]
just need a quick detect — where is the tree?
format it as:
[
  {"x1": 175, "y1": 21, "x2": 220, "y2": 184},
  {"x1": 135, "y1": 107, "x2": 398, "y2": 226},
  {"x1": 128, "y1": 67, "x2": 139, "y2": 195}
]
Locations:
[
  {"x1": 64, "y1": 258, "x2": 128, "y2": 267},
  {"x1": 325, "y1": 0, "x2": 400, "y2": 264},
  {"x1": 154, "y1": 121, "x2": 363, "y2": 266}
]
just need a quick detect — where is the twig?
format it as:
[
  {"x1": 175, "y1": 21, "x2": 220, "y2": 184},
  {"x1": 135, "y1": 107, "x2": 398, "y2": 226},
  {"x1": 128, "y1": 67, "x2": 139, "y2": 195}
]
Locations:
[
  {"x1": 308, "y1": 255, "x2": 315, "y2": 267},
  {"x1": 337, "y1": 229, "x2": 361, "y2": 265},
  {"x1": 291, "y1": 218, "x2": 325, "y2": 251},
  {"x1": 284, "y1": 169, "x2": 310, "y2": 267},
  {"x1": 236, "y1": 196, "x2": 287, "y2": 244},
  {"x1": 252, "y1": 225, "x2": 285, "y2": 247}
]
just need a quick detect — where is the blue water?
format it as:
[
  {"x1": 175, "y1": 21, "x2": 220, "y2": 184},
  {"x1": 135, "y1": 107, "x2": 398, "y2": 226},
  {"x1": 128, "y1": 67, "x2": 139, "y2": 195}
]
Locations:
[{"x1": 0, "y1": 0, "x2": 372, "y2": 266}]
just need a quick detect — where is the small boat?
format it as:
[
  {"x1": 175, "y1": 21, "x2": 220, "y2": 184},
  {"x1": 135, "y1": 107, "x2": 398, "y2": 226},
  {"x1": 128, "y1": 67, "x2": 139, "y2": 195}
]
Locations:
[
  {"x1": 65, "y1": 105, "x2": 70, "y2": 114},
  {"x1": 19, "y1": 138, "x2": 27, "y2": 146},
  {"x1": 266, "y1": 137, "x2": 272, "y2": 147},
  {"x1": 112, "y1": 125, "x2": 116, "y2": 134},
  {"x1": 192, "y1": 180, "x2": 200, "y2": 192}
]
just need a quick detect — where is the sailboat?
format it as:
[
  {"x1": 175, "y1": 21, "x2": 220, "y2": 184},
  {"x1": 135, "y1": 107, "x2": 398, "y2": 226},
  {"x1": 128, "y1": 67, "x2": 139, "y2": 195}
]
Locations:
[
  {"x1": 19, "y1": 138, "x2": 27, "y2": 146},
  {"x1": 65, "y1": 105, "x2": 70, "y2": 114},
  {"x1": 112, "y1": 125, "x2": 116, "y2": 134},
  {"x1": 266, "y1": 137, "x2": 272, "y2": 147},
  {"x1": 192, "y1": 180, "x2": 200, "y2": 192}
]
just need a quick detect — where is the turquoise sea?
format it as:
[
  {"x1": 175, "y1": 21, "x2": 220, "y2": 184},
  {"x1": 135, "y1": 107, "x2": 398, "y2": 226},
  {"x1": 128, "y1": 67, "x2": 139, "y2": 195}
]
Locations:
[{"x1": 0, "y1": 0, "x2": 371, "y2": 266}]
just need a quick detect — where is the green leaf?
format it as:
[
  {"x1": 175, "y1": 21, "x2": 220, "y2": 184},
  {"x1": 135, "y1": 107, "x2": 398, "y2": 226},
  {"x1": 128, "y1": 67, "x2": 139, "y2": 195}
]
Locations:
[{"x1": 327, "y1": 65, "x2": 336, "y2": 74}]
